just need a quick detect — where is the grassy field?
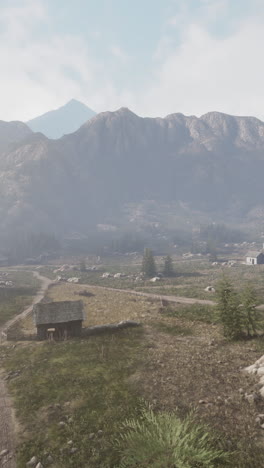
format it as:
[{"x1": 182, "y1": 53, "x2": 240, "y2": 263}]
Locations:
[
  {"x1": 0, "y1": 329, "x2": 144, "y2": 468},
  {"x1": 1, "y1": 277, "x2": 264, "y2": 467},
  {"x1": 38, "y1": 259, "x2": 264, "y2": 303},
  {"x1": 0, "y1": 271, "x2": 40, "y2": 326}
]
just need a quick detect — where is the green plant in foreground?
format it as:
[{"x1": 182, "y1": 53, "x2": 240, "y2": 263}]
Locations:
[{"x1": 114, "y1": 406, "x2": 231, "y2": 468}]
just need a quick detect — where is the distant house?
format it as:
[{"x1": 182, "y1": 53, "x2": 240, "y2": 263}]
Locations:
[
  {"x1": 33, "y1": 300, "x2": 84, "y2": 340},
  {"x1": 245, "y1": 251, "x2": 264, "y2": 265}
]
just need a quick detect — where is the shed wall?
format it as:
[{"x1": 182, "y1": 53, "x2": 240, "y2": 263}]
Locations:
[{"x1": 37, "y1": 320, "x2": 82, "y2": 340}]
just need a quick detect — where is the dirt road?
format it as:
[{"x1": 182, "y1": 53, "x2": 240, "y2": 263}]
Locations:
[
  {"x1": 0, "y1": 271, "x2": 53, "y2": 468},
  {"x1": 82, "y1": 284, "x2": 217, "y2": 306},
  {"x1": 0, "y1": 272, "x2": 53, "y2": 340}
]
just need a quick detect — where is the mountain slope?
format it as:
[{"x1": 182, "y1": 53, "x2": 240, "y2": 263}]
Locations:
[
  {"x1": 27, "y1": 99, "x2": 96, "y2": 139},
  {"x1": 0, "y1": 121, "x2": 32, "y2": 155},
  {"x1": 1, "y1": 108, "x2": 264, "y2": 240}
]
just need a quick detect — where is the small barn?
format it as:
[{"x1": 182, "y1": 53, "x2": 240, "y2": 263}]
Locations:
[
  {"x1": 33, "y1": 300, "x2": 84, "y2": 340},
  {"x1": 245, "y1": 251, "x2": 264, "y2": 265}
]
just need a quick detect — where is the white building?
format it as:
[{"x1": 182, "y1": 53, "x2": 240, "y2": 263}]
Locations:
[{"x1": 245, "y1": 251, "x2": 264, "y2": 265}]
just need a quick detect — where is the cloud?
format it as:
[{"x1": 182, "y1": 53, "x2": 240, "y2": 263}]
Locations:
[
  {"x1": 0, "y1": 0, "x2": 264, "y2": 122},
  {"x1": 109, "y1": 45, "x2": 128, "y2": 62},
  {"x1": 137, "y1": 11, "x2": 264, "y2": 120},
  {"x1": 0, "y1": 0, "x2": 127, "y2": 120}
]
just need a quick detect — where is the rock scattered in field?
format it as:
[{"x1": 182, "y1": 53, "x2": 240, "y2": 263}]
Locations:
[
  {"x1": 67, "y1": 277, "x2": 80, "y2": 283},
  {"x1": 98, "y1": 429, "x2": 103, "y2": 436},
  {"x1": 69, "y1": 447, "x2": 78, "y2": 454},
  {"x1": 46, "y1": 454, "x2": 54, "y2": 464},
  {"x1": 101, "y1": 272, "x2": 111, "y2": 278},
  {"x1": 58, "y1": 421, "x2": 66, "y2": 428},
  {"x1": 36, "y1": 463, "x2": 44, "y2": 468},
  {"x1": 244, "y1": 354, "x2": 264, "y2": 399},
  {"x1": 0, "y1": 449, "x2": 9, "y2": 457},
  {"x1": 26, "y1": 456, "x2": 38, "y2": 466},
  {"x1": 114, "y1": 273, "x2": 124, "y2": 278},
  {"x1": 89, "y1": 432, "x2": 95, "y2": 439},
  {"x1": 245, "y1": 393, "x2": 258, "y2": 405},
  {"x1": 256, "y1": 414, "x2": 264, "y2": 425}
]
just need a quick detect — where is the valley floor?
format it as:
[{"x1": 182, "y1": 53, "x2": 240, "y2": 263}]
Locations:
[{"x1": 0, "y1": 266, "x2": 264, "y2": 467}]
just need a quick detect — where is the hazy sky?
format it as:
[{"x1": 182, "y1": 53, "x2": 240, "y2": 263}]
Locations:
[{"x1": 1, "y1": 0, "x2": 264, "y2": 121}]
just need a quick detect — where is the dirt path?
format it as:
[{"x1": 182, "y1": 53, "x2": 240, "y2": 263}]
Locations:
[
  {"x1": 0, "y1": 271, "x2": 53, "y2": 468},
  {"x1": 0, "y1": 272, "x2": 53, "y2": 340},
  {"x1": 82, "y1": 283, "x2": 217, "y2": 306}
]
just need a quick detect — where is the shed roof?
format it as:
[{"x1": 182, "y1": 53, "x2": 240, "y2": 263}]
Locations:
[
  {"x1": 33, "y1": 300, "x2": 84, "y2": 325},
  {"x1": 246, "y1": 251, "x2": 264, "y2": 258}
]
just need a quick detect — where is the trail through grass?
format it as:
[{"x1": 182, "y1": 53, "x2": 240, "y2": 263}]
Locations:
[
  {"x1": 1, "y1": 329, "x2": 144, "y2": 467},
  {"x1": 0, "y1": 272, "x2": 40, "y2": 326}
]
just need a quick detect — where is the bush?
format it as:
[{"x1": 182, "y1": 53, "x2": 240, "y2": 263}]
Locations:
[
  {"x1": 115, "y1": 405, "x2": 231, "y2": 467},
  {"x1": 216, "y1": 276, "x2": 242, "y2": 339},
  {"x1": 240, "y1": 283, "x2": 261, "y2": 337}
]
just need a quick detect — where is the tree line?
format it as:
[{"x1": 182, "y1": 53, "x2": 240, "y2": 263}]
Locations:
[
  {"x1": 142, "y1": 248, "x2": 174, "y2": 278},
  {"x1": 141, "y1": 249, "x2": 262, "y2": 339}
]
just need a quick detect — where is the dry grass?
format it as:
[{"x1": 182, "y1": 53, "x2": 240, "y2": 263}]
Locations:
[
  {"x1": 48, "y1": 283, "x2": 161, "y2": 327},
  {"x1": 18, "y1": 282, "x2": 161, "y2": 335}
]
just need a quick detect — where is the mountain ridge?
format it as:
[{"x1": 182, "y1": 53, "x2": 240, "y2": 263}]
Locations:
[{"x1": 1, "y1": 107, "x2": 264, "y2": 243}]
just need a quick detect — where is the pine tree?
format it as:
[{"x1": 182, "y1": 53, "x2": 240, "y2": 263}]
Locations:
[
  {"x1": 241, "y1": 283, "x2": 259, "y2": 337},
  {"x1": 163, "y1": 255, "x2": 174, "y2": 277},
  {"x1": 142, "y1": 248, "x2": 157, "y2": 277},
  {"x1": 217, "y1": 275, "x2": 242, "y2": 339},
  {"x1": 79, "y1": 258, "x2": 86, "y2": 272}
]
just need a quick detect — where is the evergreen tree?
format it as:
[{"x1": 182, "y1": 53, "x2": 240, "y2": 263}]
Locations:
[
  {"x1": 217, "y1": 276, "x2": 242, "y2": 339},
  {"x1": 142, "y1": 248, "x2": 156, "y2": 277},
  {"x1": 163, "y1": 255, "x2": 174, "y2": 277},
  {"x1": 241, "y1": 283, "x2": 259, "y2": 336},
  {"x1": 79, "y1": 258, "x2": 86, "y2": 272}
]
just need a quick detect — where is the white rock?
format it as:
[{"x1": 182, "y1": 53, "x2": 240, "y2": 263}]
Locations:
[
  {"x1": 0, "y1": 450, "x2": 8, "y2": 457},
  {"x1": 256, "y1": 355, "x2": 264, "y2": 366},
  {"x1": 114, "y1": 272, "x2": 125, "y2": 278},
  {"x1": 26, "y1": 456, "x2": 38, "y2": 467},
  {"x1": 244, "y1": 364, "x2": 257, "y2": 374},
  {"x1": 150, "y1": 277, "x2": 161, "y2": 282},
  {"x1": 101, "y1": 272, "x2": 111, "y2": 278},
  {"x1": 67, "y1": 277, "x2": 80, "y2": 283},
  {"x1": 257, "y1": 367, "x2": 264, "y2": 377}
]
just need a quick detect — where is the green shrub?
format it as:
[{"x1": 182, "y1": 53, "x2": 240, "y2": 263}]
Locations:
[
  {"x1": 216, "y1": 276, "x2": 242, "y2": 339},
  {"x1": 115, "y1": 406, "x2": 231, "y2": 467}
]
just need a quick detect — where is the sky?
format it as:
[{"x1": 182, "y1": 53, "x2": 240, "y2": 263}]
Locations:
[{"x1": 1, "y1": 0, "x2": 264, "y2": 121}]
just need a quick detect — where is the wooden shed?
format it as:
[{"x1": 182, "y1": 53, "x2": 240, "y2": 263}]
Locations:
[{"x1": 33, "y1": 300, "x2": 84, "y2": 340}]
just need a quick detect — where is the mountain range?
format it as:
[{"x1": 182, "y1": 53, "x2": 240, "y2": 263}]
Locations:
[
  {"x1": 27, "y1": 99, "x2": 96, "y2": 139},
  {"x1": 1, "y1": 106, "x2": 264, "y2": 246}
]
